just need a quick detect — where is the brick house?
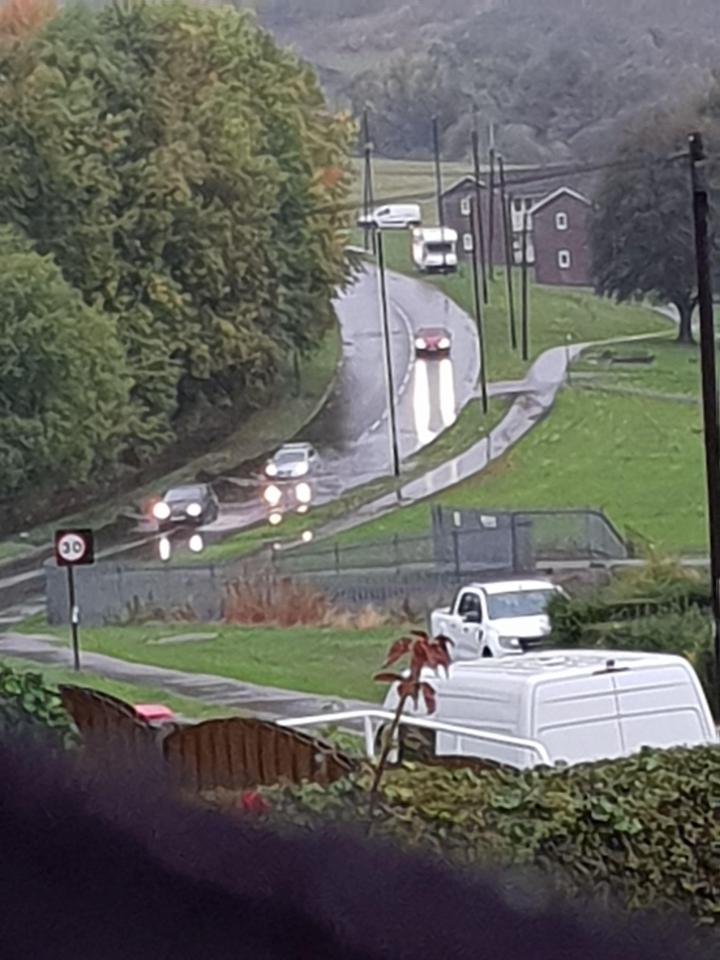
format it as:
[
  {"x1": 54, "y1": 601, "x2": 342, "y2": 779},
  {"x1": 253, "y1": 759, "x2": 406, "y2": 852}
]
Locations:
[
  {"x1": 441, "y1": 178, "x2": 593, "y2": 285},
  {"x1": 530, "y1": 187, "x2": 592, "y2": 286}
]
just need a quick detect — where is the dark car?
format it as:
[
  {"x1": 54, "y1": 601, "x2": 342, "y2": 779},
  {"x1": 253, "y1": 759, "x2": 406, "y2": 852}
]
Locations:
[
  {"x1": 414, "y1": 327, "x2": 452, "y2": 358},
  {"x1": 152, "y1": 483, "x2": 219, "y2": 530}
]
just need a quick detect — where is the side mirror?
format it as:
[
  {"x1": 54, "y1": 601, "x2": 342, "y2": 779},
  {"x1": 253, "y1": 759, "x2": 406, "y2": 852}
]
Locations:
[{"x1": 463, "y1": 610, "x2": 482, "y2": 624}]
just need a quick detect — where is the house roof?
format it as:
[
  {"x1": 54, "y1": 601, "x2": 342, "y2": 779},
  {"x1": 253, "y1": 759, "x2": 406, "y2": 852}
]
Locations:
[
  {"x1": 528, "y1": 187, "x2": 591, "y2": 216},
  {"x1": 441, "y1": 175, "x2": 486, "y2": 197}
]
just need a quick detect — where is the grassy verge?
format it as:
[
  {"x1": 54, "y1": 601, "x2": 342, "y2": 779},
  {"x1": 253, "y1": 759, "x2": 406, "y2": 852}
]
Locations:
[
  {"x1": 326, "y1": 338, "x2": 707, "y2": 552},
  {"x1": 1, "y1": 656, "x2": 231, "y2": 719},
  {"x1": 12, "y1": 622, "x2": 399, "y2": 703},
  {"x1": 380, "y1": 231, "x2": 671, "y2": 382},
  {"x1": 0, "y1": 324, "x2": 340, "y2": 551}
]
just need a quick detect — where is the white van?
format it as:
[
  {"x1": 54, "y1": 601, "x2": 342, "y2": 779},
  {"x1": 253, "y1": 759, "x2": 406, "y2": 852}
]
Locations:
[
  {"x1": 357, "y1": 204, "x2": 421, "y2": 229},
  {"x1": 411, "y1": 227, "x2": 458, "y2": 273},
  {"x1": 382, "y1": 650, "x2": 717, "y2": 769}
]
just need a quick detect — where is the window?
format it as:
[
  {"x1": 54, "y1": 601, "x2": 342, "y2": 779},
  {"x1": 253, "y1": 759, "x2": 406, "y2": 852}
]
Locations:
[
  {"x1": 458, "y1": 593, "x2": 482, "y2": 617},
  {"x1": 558, "y1": 249, "x2": 571, "y2": 269},
  {"x1": 555, "y1": 211, "x2": 568, "y2": 231},
  {"x1": 462, "y1": 232, "x2": 473, "y2": 252},
  {"x1": 460, "y1": 196, "x2": 471, "y2": 216}
]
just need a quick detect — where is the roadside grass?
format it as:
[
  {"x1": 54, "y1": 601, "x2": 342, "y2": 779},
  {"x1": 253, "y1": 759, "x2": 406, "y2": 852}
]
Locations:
[
  {"x1": 0, "y1": 656, "x2": 231, "y2": 719},
  {"x1": 12, "y1": 623, "x2": 399, "y2": 703},
  {"x1": 1, "y1": 324, "x2": 340, "y2": 550},
  {"x1": 325, "y1": 342, "x2": 707, "y2": 552},
  {"x1": 380, "y1": 231, "x2": 671, "y2": 381}
]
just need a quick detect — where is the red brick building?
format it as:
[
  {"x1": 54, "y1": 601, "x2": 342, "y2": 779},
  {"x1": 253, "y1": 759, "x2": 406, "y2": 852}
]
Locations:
[{"x1": 530, "y1": 188, "x2": 592, "y2": 287}]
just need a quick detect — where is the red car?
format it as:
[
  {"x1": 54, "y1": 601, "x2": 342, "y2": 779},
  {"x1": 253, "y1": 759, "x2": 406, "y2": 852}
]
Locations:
[{"x1": 414, "y1": 327, "x2": 452, "y2": 358}]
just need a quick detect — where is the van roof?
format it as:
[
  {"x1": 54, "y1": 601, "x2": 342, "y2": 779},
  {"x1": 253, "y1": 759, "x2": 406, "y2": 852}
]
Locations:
[
  {"x1": 447, "y1": 649, "x2": 693, "y2": 686},
  {"x1": 467, "y1": 578, "x2": 555, "y2": 596},
  {"x1": 416, "y1": 227, "x2": 457, "y2": 242}
]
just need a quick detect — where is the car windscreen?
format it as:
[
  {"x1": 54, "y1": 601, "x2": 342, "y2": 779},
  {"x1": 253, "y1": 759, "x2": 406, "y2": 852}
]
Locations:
[
  {"x1": 486, "y1": 589, "x2": 555, "y2": 620},
  {"x1": 426, "y1": 242, "x2": 453, "y2": 254},
  {"x1": 166, "y1": 486, "x2": 204, "y2": 502},
  {"x1": 274, "y1": 450, "x2": 306, "y2": 464}
]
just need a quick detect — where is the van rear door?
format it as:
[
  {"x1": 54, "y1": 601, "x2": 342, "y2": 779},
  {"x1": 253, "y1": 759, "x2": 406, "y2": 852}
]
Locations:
[
  {"x1": 612, "y1": 663, "x2": 717, "y2": 752},
  {"x1": 532, "y1": 673, "x2": 624, "y2": 765}
]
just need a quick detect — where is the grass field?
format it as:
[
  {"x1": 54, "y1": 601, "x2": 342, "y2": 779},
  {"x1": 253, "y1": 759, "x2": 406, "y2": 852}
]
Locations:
[
  {"x1": 11, "y1": 622, "x2": 401, "y2": 703},
  {"x1": 327, "y1": 339, "x2": 708, "y2": 553},
  {"x1": 1, "y1": 656, "x2": 232, "y2": 719}
]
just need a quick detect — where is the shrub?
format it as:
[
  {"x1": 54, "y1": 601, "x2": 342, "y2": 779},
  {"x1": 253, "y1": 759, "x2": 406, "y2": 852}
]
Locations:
[
  {"x1": 262, "y1": 747, "x2": 720, "y2": 927},
  {"x1": 0, "y1": 662, "x2": 76, "y2": 746}
]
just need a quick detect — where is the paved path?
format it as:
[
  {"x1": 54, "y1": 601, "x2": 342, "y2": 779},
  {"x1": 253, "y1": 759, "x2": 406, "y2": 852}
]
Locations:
[{"x1": 0, "y1": 631, "x2": 373, "y2": 722}]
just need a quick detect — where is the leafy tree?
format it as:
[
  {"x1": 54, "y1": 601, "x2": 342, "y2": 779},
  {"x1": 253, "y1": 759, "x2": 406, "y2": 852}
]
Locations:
[
  {"x1": 590, "y1": 114, "x2": 716, "y2": 343},
  {"x1": 0, "y1": 227, "x2": 131, "y2": 497}
]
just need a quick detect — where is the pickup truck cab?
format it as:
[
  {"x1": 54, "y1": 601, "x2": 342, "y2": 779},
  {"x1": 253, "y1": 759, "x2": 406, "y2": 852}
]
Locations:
[
  {"x1": 431, "y1": 578, "x2": 561, "y2": 660},
  {"x1": 381, "y1": 650, "x2": 718, "y2": 769}
]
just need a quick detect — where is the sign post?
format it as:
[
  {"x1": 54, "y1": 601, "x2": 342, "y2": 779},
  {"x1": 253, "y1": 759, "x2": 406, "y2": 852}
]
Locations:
[{"x1": 54, "y1": 529, "x2": 95, "y2": 671}]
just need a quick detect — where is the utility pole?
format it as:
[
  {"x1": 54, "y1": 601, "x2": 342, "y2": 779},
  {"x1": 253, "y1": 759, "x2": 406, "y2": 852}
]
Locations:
[
  {"x1": 432, "y1": 115, "x2": 444, "y2": 227},
  {"x1": 471, "y1": 128, "x2": 489, "y2": 304},
  {"x1": 689, "y1": 130, "x2": 720, "y2": 715},
  {"x1": 520, "y1": 208, "x2": 529, "y2": 362},
  {"x1": 498, "y1": 154, "x2": 517, "y2": 351},
  {"x1": 362, "y1": 108, "x2": 375, "y2": 254},
  {"x1": 467, "y1": 197, "x2": 488, "y2": 414},
  {"x1": 487, "y1": 125, "x2": 496, "y2": 283},
  {"x1": 375, "y1": 229, "x2": 401, "y2": 479}
]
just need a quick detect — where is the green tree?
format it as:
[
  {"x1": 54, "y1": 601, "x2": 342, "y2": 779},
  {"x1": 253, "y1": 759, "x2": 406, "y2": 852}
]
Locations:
[
  {"x1": 0, "y1": 227, "x2": 130, "y2": 497},
  {"x1": 590, "y1": 114, "x2": 715, "y2": 343}
]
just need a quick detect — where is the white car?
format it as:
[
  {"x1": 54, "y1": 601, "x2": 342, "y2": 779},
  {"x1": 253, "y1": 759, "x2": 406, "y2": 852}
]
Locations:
[
  {"x1": 264, "y1": 442, "x2": 318, "y2": 481},
  {"x1": 430, "y1": 578, "x2": 563, "y2": 660},
  {"x1": 357, "y1": 203, "x2": 421, "y2": 230}
]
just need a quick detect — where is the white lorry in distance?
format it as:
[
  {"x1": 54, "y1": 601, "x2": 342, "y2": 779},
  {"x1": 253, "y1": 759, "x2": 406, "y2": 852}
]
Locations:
[
  {"x1": 381, "y1": 649, "x2": 718, "y2": 769},
  {"x1": 411, "y1": 227, "x2": 458, "y2": 273},
  {"x1": 431, "y1": 578, "x2": 561, "y2": 660},
  {"x1": 357, "y1": 203, "x2": 421, "y2": 229}
]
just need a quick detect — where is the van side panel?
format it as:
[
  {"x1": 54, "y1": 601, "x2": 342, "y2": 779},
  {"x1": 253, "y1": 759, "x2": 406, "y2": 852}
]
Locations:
[
  {"x1": 612, "y1": 665, "x2": 717, "y2": 751},
  {"x1": 532, "y1": 674, "x2": 624, "y2": 765}
]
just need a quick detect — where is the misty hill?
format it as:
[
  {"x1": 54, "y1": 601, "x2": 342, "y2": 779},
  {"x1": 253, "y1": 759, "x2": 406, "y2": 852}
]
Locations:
[{"x1": 253, "y1": 0, "x2": 720, "y2": 163}]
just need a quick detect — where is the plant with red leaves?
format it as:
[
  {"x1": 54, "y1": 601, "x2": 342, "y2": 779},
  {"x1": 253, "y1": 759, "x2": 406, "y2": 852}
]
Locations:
[
  {"x1": 237, "y1": 790, "x2": 270, "y2": 816},
  {"x1": 370, "y1": 630, "x2": 453, "y2": 796}
]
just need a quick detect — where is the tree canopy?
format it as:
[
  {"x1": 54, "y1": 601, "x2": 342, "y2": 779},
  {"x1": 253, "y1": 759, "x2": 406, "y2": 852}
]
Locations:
[{"x1": 0, "y1": 0, "x2": 353, "y2": 499}]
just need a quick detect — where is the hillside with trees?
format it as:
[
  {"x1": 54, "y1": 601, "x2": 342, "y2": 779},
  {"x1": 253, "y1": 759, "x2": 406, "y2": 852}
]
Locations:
[
  {"x1": 0, "y1": 0, "x2": 352, "y2": 515},
  {"x1": 253, "y1": 0, "x2": 720, "y2": 162}
]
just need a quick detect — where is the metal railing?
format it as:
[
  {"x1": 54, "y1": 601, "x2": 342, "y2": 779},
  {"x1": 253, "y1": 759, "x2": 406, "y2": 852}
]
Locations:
[{"x1": 278, "y1": 708, "x2": 551, "y2": 766}]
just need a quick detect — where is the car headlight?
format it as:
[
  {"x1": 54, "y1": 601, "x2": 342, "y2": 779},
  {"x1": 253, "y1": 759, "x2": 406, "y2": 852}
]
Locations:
[
  {"x1": 265, "y1": 463, "x2": 278, "y2": 477},
  {"x1": 268, "y1": 511, "x2": 283, "y2": 526},
  {"x1": 295, "y1": 481, "x2": 312, "y2": 504},
  {"x1": 294, "y1": 461, "x2": 309, "y2": 477},
  {"x1": 153, "y1": 501, "x2": 171, "y2": 520},
  {"x1": 186, "y1": 502, "x2": 202, "y2": 517},
  {"x1": 263, "y1": 484, "x2": 282, "y2": 507},
  {"x1": 499, "y1": 637, "x2": 522, "y2": 649},
  {"x1": 438, "y1": 337, "x2": 451, "y2": 349},
  {"x1": 414, "y1": 337, "x2": 426, "y2": 350}
]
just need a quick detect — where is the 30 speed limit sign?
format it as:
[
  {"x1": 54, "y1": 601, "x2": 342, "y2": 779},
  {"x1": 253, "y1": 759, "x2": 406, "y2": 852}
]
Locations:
[{"x1": 54, "y1": 529, "x2": 95, "y2": 567}]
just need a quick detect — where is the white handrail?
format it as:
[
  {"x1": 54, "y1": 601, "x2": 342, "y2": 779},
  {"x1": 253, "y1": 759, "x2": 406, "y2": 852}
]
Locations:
[{"x1": 278, "y1": 708, "x2": 551, "y2": 765}]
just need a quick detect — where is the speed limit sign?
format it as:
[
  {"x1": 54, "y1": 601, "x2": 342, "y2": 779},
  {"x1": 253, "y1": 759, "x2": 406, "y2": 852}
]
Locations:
[{"x1": 54, "y1": 529, "x2": 95, "y2": 566}]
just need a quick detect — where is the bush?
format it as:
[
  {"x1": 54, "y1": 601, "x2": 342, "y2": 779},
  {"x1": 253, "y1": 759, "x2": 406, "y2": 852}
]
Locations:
[
  {"x1": 0, "y1": 662, "x2": 76, "y2": 746},
  {"x1": 261, "y1": 747, "x2": 720, "y2": 927}
]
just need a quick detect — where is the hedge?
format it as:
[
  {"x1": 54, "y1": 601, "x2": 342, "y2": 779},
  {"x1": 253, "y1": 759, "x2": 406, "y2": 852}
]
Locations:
[
  {"x1": 258, "y1": 747, "x2": 720, "y2": 926},
  {"x1": 0, "y1": 662, "x2": 76, "y2": 747}
]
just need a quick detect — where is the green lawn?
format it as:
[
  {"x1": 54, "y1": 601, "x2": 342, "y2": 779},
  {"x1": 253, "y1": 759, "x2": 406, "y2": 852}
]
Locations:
[
  {"x1": 1, "y1": 656, "x2": 232, "y2": 720},
  {"x1": 326, "y1": 338, "x2": 708, "y2": 553},
  {"x1": 13, "y1": 623, "x2": 401, "y2": 703},
  {"x1": 380, "y1": 231, "x2": 671, "y2": 381}
]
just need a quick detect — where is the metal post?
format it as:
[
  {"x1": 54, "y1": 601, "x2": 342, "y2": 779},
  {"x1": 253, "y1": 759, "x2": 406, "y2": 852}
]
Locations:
[
  {"x1": 521, "y1": 209, "x2": 529, "y2": 362},
  {"x1": 376, "y1": 229, "x2": 401, "y2": 479},
  {"x1": 467, "y1": 198, "x2": 488, "y2": 414},
  {"x1": 362, "y1": 108, "x2": 375, "y2": 255},
  {"x1": 487, "y1": 133, "x2": 496, "y2": 283},
  {"x1": 452, "y1": 529, "x2": 461, "y2": 577},
  {"x1": 689, "y1": 130, "x2": 720, "y2": 714},
  {"x1": 432, "y1": 115, "x2": 444, "y2": 228},
  {"x1": 334, "y1": 540, "x2": 340, "y2": 574},
  {"x1": 498, "y1": 155, "x2": 517, "y2": 351},
  {"x1": 66, "y1": 565, "x2": 80, "y2": 671},
  {"x1": 471, "y1": 128, "x2": 488, "y2": 304}
]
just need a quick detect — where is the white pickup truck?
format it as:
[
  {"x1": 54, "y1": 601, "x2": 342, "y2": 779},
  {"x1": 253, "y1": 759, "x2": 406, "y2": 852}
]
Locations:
[{"x1": 430, "y1": 578, "x2": 562, "y2": 660}]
